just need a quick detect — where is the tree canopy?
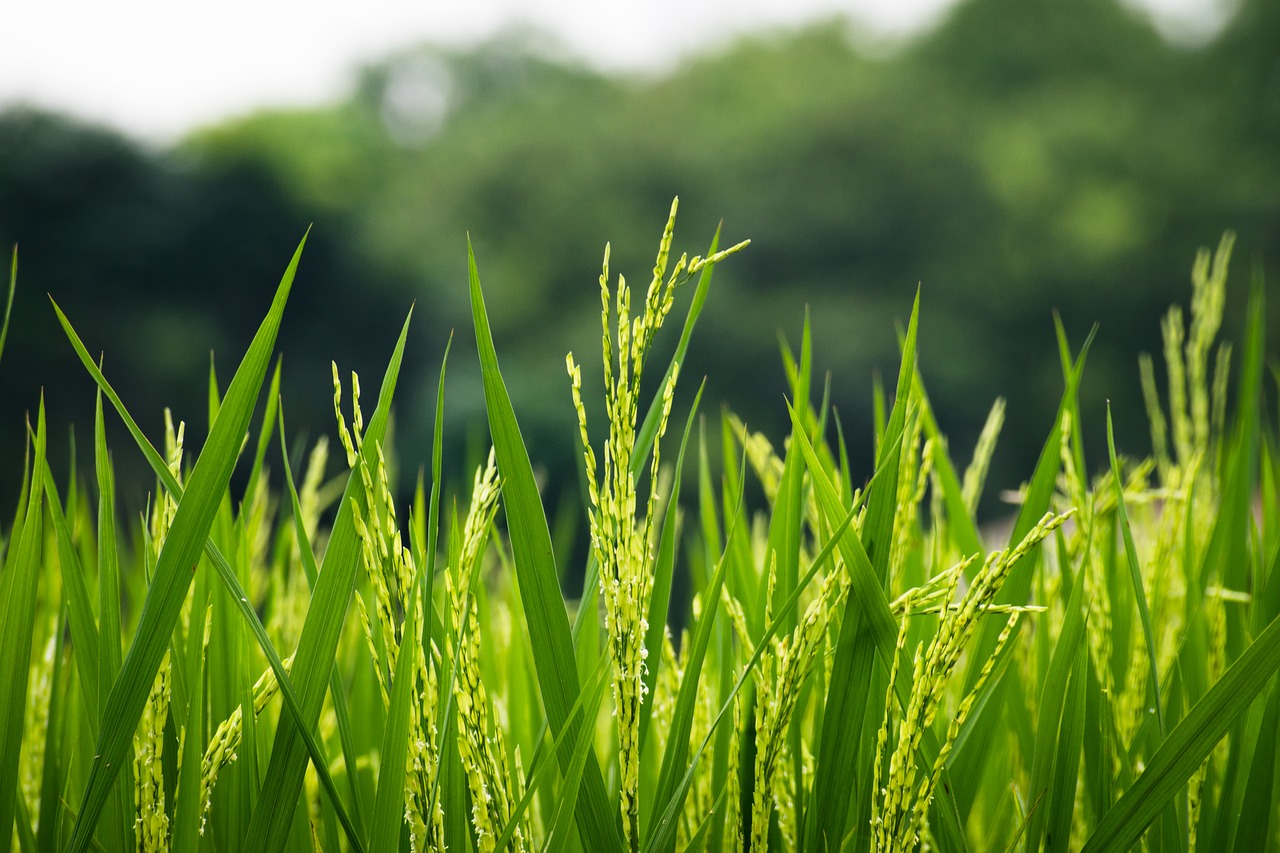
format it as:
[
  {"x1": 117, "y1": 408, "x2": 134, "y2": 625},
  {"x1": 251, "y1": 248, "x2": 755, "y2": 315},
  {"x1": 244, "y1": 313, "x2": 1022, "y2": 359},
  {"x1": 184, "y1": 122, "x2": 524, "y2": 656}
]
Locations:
[{"x1": 3, "y1": 0, "x2": 1276, "y2": 511}]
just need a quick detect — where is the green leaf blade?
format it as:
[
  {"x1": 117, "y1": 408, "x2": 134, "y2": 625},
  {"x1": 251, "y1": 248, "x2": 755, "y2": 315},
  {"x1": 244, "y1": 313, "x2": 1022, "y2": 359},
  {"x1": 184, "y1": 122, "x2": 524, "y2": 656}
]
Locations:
[
  {"x1": 1082, "y1": 613, "x2": 1280, "y2": 852},
  {"x1": 64, "y1": 235, "x2": 305, "y2": 853},
  {"x1": 0, "y1": 401, "x2": 47, "y2": 853},
  {"x1": 468, "y1": 240, "x2": 623, "y2": 852},
  {"x1": 243, "y1": 310, "x2": 410, "y2": 853}
]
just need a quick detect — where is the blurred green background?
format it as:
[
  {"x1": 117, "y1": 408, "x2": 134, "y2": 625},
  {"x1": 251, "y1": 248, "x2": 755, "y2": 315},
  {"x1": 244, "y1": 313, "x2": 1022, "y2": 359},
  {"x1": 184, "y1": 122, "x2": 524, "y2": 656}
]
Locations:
[{"x1": 1, "y1": 0, "x2": 1277, "y2": 518}]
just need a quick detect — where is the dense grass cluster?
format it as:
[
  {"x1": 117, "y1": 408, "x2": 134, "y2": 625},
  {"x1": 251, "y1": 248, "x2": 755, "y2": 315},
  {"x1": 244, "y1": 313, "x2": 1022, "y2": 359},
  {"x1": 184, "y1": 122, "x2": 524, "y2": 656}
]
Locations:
[{"x1": 0, "y1": 204, "x2": 1277, "y2": 852}]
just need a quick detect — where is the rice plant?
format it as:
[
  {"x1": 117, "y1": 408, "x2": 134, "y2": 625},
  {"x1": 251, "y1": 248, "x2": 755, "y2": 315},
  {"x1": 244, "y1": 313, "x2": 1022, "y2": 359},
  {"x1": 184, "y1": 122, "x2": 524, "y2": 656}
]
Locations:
[{"x1": 0, "y1": 211, "x2": 1276, "y2": 853}]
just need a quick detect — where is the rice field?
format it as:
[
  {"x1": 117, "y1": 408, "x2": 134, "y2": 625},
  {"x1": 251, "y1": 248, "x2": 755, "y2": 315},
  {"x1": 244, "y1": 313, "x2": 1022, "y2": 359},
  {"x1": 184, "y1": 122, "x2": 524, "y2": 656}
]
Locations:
[{"x1": 0, "y1": 202, "x2": 1277, "y2": 852}]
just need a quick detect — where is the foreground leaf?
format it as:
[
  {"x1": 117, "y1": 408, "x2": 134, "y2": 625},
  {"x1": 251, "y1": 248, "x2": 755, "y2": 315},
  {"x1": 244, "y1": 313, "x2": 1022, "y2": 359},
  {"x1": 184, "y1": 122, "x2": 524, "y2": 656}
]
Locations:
[
  {"x1": 469, "y1": 239, "x2": 623, "y2": 852},
  {"x1": 0, "y1": 402, "x2": 45, "y2": 853},
  {"x1": 61, "y1": 234, "x2": 305, "y2": 853},
  {"x1": 1082, "y1": 612, "x2": 1280, "y2": 852},
  {"x1": 243, "y1": 312, "x2": 410, "y2": 853}
]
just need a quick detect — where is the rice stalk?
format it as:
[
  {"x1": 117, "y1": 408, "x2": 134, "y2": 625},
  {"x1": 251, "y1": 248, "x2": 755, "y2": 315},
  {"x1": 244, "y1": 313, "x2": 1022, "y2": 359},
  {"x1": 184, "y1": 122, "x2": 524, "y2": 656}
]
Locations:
[
  {"x1": 874, "y1": 511, "x2": 1071, "y2": 850},
  {"x1": 133, "y1": 653, "x2": 171, "y2": 853},
  {"x1": 339, "y1": 364, "x2": 445, "y2": 851},
  {"x1": 566, "y1": 197, "x2": 746, "y2": 850},
  {"x1": 200, "y1": 654, "x2": 291, "y2": 836},
  {"x1": 445, "y1": 451, "x2": 529, "y2": 853}
]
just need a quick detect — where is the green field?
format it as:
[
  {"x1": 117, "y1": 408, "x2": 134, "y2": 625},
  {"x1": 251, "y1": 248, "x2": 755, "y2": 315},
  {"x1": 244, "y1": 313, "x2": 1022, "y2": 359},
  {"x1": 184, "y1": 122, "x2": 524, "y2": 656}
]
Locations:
[{"x1": 1, "y1": 204, "x2": 1276, "y2": 851}]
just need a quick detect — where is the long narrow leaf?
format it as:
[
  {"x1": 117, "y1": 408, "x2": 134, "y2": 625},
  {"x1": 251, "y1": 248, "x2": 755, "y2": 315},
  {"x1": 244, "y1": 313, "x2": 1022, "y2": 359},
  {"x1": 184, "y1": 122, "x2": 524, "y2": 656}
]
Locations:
[
  {"x1": 93, "y1": 391, "x2": 132, "y2": 853},
  {"x1": 1107, "y1": 405, "x2": 1165, "y2": 735},
  {"x1": 541, "y1": 665, "x2": 614, "y2": 853},
  {"x1": 1231, "y1": 681, "x2": 1279, "y2": 852},
  {"x1": 170, "y1": 576, "x2": 209, "y2": 853},
  {"x1": 491, "y1": 657, "x2": 611, "y2": 853},
  {"x1": 648, "y1": 494, "x2": 860, "y2": 853},
  {"x1": 60, "y1": 234, "x2": 304, "y2": 853},
  {"x1": 638, "y1": 382, "x2": 703, "y2": 756},
  {"x1": 41, "y1": 464, "x2": 100, "y2": 716},
  {"x1": 1025, "y1": 547, "x2": 1090, "y2": 850},
  {"x1": 808, "y1": 290, "x2": 918, "y2": 852},
  {"x1": 786, "y1": 400, "x2": 969, "y2": 849},
  {"x1": 35, "y1": 607, "x2": 67, "y2": 853},
  {"x1": 243, "y1": 311, "x2": 411, "y2": 853},
  {"x1": 647, "y1": 516, "x2": 737, "y2": 853},
  {"x1": 277, "y1": 412, "x2": 370, "y2": 837},
  {"x1": 468, "y1": 239, "x2": 623, "y2": 852},
  {"x1": 0, "y1": 402, "x2": 46, "y2": 853},
  {"x1": 66, "y1": 379, "x2": 366, "y2": 852},
  {"x1": 1082, "y1": 612, "x2": 1280, "y2": 852},
  {"x1": 765, "y1": 312, "x2": 811, "y2": 638},
  {"x1": 950, "y1": 328, "x2": 1095, "y2": 819},
  {"x1": 369, "y1": 583, "x2": 423, "y2": 852},
  {"x1": 1045, "y1": 642, "x2": 1088, "y2": 852}
]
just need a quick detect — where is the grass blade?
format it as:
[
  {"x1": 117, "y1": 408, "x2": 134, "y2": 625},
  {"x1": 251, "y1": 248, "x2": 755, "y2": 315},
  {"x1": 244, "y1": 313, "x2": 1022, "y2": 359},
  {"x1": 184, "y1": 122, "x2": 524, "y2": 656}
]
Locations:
[
  {"x1": 647, "y1": 512, "x2": 738, "y2": 853},
  {"x1": 808, "y1": 423, "x2": 911, "y2": 853},
  {"x1": 540, "y1": 664, "x2": 613, "y2": 853},
  {"x1": 638, "y1": 381, "x2": 704, "y2": 756},
  {"x1": 368, "y1": 578, "x2": 423, "y2": 853},
  {"x1": 1231, "y1": 681, "x2": 1279, "y2": 852},
  {"x1": 60, "y1": 234, "x2": 304, "y2": 853},
  {"x1": 1045, "y1": 641, "x2": 1088, "y2": 852},
  {"x1": 243, "y1": 312, "x2": 411, "y2": 853},
  {"x1": 808, "y1": 291, "x2": 947, "y2": 853},
  {"x1": 13, "y1": 786, "x2": 37, "y2": 853},
  {"x1": 67, "y1": 375, "x2": 367, "y2": 853},
  {"x1": 420, "y1": 333, "x2": 450, "y2": 674},
  {"x1": 1208, "y1": 267, "x2": 1266, "y2": 601},
  {"x1": 965, "y1": 326, "x2": 1094, "y2": 686},
  {"x1": 646, "y1": 493, "x2": 858, "y2": 853},
  {"x1": 277, "y1": 412, "x2": 370, "y2": 837},
  {"x1": 1107, "y1": 404, "x2": 1165, "y2": 735},
  {"x1": 41, "y1": 463, "x2": 100, "y2": 718},
  {"x1": 765, "y1": 312, "x2": 812, "y2": 638},
  {"x1": 914, "y1": 382, "x2": 985, "y2": 559},
  {"x1": 468, "y1": 238, "x2": 623, "y2": 852},
  {"x1": 1082, "y1": 611, "x2": 1280, "y2": 852},
  {"x1": 490, "y1": 657, "x2": 611, "y2": 853},
  {"x1": 35, "y1": 608, "x2": 67, "y2": 853},
  {"x1": 786, "y1": 399, "x2": 969, "y2": 850},
  {"x1": 949, "y1": 327, "x2": 1095, "y2": 818},
  {"x1": 1025, "y1": 541, "x2": 1090, "y2": 851},
  {"x1": 0, "y1": 401, "x2": 46, "y2": 853},
  {"x1": 92, "y1": 391, "x2": 133, "y2": 853},
  {"x1": 170, "y1": 574, "x2": 209, "y2": 853}
]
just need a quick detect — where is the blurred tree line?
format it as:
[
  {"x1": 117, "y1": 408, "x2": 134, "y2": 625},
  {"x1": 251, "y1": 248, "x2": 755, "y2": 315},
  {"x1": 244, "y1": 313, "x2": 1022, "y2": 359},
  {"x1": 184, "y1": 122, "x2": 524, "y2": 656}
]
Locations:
[{"x1": 1, "y1": 0, "x2": 1276, "y2": 518}]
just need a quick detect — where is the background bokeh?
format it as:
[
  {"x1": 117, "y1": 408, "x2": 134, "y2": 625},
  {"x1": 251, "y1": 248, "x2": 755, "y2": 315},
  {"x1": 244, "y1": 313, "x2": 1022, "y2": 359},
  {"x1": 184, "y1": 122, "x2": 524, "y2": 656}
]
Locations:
[{"x1": 1, "y1": 0, "x2": 1277, "y2": 522}]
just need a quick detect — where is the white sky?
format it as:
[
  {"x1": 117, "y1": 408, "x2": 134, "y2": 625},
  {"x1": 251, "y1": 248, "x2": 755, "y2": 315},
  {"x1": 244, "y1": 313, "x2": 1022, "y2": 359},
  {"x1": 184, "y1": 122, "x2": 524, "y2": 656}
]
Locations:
[{"x1": 0, "y1": 0, "x2": 1229, "y2": 143}]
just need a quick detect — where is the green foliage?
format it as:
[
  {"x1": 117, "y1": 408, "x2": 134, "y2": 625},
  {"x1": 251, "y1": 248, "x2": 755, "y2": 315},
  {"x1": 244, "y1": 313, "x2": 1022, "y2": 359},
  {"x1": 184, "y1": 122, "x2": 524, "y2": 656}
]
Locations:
[
  {"x1": 0, "y1": 109, "x2": 422, "y2": 506},
  {"x1": 6, "y1": 0, "x2": 1279, "y2": 523},
  {"x1": 1, "y1": 206, "x2": 1278, "y2": 853},
  {"x1": 179, "y1": 0, "x2": 1279, "y2": 510}
]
